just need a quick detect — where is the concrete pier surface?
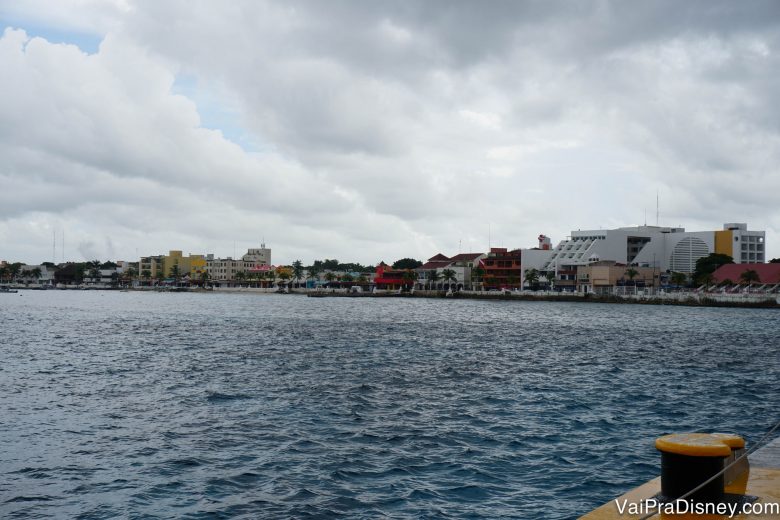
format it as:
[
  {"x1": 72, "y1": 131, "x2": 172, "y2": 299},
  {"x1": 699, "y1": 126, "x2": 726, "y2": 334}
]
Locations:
[{"x1": 750, "y1": 435, "x2": 780, "y2": 470}]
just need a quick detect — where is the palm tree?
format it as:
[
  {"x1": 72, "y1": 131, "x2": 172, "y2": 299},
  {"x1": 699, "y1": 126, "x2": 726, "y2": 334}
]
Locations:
[
  {"x1": 441, "y1": 268, "x2": 457, "y2": 290},
  {"x1": 546, "y1": 270, "x2": 556, "y2": 289},
  {"x1": 698, "y1": 272, "x2": 715, "y2": 290},
  {"x1": 402, "y1": 270, "x2": 418, "y2": 290},
  {"x1": 124, "y1": 267, "x2": 137, "y2": 283},
  {"x1": 234, "y1": 270, "x2": 246, "y2": 285},
  {"x1": 29, "y1": 267, "x2": 42, "y2": 282},
  {"x1": 169, "y1": 264, "x2": 181, "y2": 283},
  {"x1": 428, "y1": 270, "x2": 441, "y2": 290},
  {"x1": 307, "y1": 269, "x2": 320, "y2": 287},
  {"x1": 524, "y1": 268, "x2": 540, "y2": 290},
  {"x1": 87, "y1": 260, "x2": 101, "y2": 282},
  {"x1": 200, "y1": 270, "x2": 210, "y2": 287},
  {"x1": 670, "y1": 272, "x2": 687, "y2": 289},
  {"x1": 740, "y1": 269, "x2": 760, "y2": 291},
  {"x1": 8, "y1": 262, "x2": 23, "y2": 282},
  {"x1": 470, "y1": 266, "x2": 485, "y2": 290},
  {"x1": 324, "y1": 272, "x2": 336, "y2": 286},
  {"x1": 624, "y1": 268, "x2": 639, "y2": 286},
  {"x1": 292, "y1": 260, "x2": 304, "y2": 288},
  {"x1": 141, "y1": 269, "x2": 152, "y2": 282}
]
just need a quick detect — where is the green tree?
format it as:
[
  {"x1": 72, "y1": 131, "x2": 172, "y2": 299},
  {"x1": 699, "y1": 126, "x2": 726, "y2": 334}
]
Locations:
[
  {"x1": 276, "y1": 267, "x2": 292, "y2": 286},
  {"x1": 698, "y1": 272, "x2": 715, "y2": 289},
  {"x1": 8, "y1": 262, "x2": 24, "y2": 282},
  {"x1": 341, "y1": 273, "x2": 354, "y2": 283},
  {"x1": 770, "y1": 258, "x2": 780, "y2": 264},
  {"x1": 441, "y1": 268, "x2": 457, "y2": 289},
  {"x1": 670, "y1": 272, "x2": 687, "y2": 288},
  {"x1": 29, "y1": 267, "x2": 42, "y2": 281},
  {"x1": 402, "y1": 270, "x2": 418, "y2": 289},
  {"x1": 234, "y1": 270, "x2": 246, "y2": 283},
  {"x1": 428, "y1": 270, "x2": 441, "y2": 290},
  {"x1": 392, "y1": 258, "x2": 422, "y2": 270},
  {"x1": 307, "y1": 264, "x2": 322, "y2": 281},
  {"x1": 546, "y1": 270, "x2": 556, "y2": 289},
  {"x1": 292, "y1": 260, "x2": 304, "y2": 287},
  {"x1": 321, "y1": 259, "x2": 339, "y2": 270},
  {"x1": 141, "y1": 269, "x2": 152, "y2": 281},
  {"x1": 693, "y1": 253, "x2": 733, "y2": 282},
  {"x1": 324, "y1": 272, "x2": 336, "y2": 285},
  {"x1": 524, "y1": 268, "x2": 540, "y2": 290},
  {"x1": 740, "y1": 269, "x2": 760, "y2": 288},
  {"x1": 200, "y1": 270, "x2": 210, "y2": 286},
  {"x1": 87, "y1": 260, "x2": 101, "y2": 282},
  {"x1": 624, "y1": 268, "x2": 639, "y2": 285},
  {"x1": 471, "y1": 266, "x2": 485, "y2": 289},
  {"x1": 169, "y1": 264, "x2": 181, "y2": 282}
]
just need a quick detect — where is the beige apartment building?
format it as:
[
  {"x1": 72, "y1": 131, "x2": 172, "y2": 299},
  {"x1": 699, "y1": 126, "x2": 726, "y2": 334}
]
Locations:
[{"x1": 576, "y1": 261, "x2": 658, "y2": 294}]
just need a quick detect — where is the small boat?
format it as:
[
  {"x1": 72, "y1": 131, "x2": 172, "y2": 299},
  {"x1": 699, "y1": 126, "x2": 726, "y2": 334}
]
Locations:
[{"x1": 0, "y1": 286, "x2": 18, "y2": 293}]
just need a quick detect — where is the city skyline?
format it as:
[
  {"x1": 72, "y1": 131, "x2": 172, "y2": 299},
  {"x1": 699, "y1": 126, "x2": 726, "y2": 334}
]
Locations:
[{"x1": 2, "y1": 1, "x2": 779, "y2": 264}]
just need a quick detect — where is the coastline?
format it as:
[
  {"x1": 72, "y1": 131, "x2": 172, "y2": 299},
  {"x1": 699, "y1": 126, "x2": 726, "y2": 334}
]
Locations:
[{"x1": 6, "y1": 285, "x2": 778, "y2": 308}]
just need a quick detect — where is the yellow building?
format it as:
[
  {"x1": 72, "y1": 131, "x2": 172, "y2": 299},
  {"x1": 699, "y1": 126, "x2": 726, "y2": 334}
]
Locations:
[
  {"x1": 138, "y1": 251, "x2": 207, "y2": 280},
  {"x1": 161, "y1": 251, "x2": 207, "y2": 279}
]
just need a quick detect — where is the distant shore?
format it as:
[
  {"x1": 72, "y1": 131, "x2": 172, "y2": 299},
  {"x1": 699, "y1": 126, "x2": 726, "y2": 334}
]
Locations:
[
  {"x1": 304, "y1": 288, "x2": 780, "y2": 308},
  {"x1": 6, "y1": 284, "x2": 778, "y2": 308}
]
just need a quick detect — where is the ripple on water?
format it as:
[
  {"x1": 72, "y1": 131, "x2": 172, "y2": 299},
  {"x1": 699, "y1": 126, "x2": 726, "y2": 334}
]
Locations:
[{"x1": 1, "y1": 292, "x2": 778, "y2": 519}]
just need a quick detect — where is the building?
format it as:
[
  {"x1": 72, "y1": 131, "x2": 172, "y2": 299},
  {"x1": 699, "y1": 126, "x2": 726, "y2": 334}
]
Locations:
[
  {"x1": 242, "y1": 243, "x2": 272, "y2": 265},
  {"x1": 415, "y1": 252, "x2": 486, "y2": 290},
  {"x1": 536, "y1": 223, "x2": 765, "y2": 275},
  {"x1": 139, "y1": 251, "x2": 207, "y2": 282},
  {"x1": 205, "y1": 244, "x2": 273, "y2": 286},
  {"x1": 482, "y1": 248, "x2": 523, "y2": 289},
  {"x1": 373, "y1": 263, "x2": 413, "y2": 289},
  {"x1": 575, "y1": 261, "x2": 659, "y2": 294},
  {"x1": 14, "y1": 264, "x2": 57, "y2": 286},
  {"x1": 161, "y1": 251, "x2": 207, "y2": 279},
  {"x1": 711, "y1": 263, "x2": 780, "y2": 285},
  {"x1": 139, "y1": 255, "x2": 165, "y2": 279},
  {"x1": 714, "y1": 223, "x2": 766, "y2": 264}
]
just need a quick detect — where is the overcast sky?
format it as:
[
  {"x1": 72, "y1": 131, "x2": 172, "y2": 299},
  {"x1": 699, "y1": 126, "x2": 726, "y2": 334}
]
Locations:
[{"x1": 1, "y1": 1, "x2": 779, "y2": 265}]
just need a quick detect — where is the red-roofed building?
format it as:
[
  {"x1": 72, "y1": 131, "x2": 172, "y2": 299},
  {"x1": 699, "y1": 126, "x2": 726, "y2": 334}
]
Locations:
[
  {"x1": 712, "y1": 263, "x2": 780, "y2": 285},
  {"x1": 374, "y1": 262, "x2": 414, "y2": 290},
  {"x1": 415, "y1": 252, "x2": 487, "y2": 290}
]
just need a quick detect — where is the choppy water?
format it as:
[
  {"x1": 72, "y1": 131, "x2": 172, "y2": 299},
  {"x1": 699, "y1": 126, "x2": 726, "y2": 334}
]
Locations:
[{"x1": 1, "y1": 291, "x2": 778, "y2": 519}]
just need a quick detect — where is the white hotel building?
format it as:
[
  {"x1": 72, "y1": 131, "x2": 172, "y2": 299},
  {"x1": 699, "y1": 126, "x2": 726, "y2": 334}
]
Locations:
[{"x1": 522, "y1": 222, "x2": 765, "y2": 276}]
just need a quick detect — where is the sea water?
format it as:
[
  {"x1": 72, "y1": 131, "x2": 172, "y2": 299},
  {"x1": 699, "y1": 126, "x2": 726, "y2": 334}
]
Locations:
[{"x1": 1, "y1": 291, "x2": 778, "y2": 518}]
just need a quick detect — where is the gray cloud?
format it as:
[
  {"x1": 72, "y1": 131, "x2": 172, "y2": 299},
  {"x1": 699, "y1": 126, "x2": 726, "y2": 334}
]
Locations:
[{"x1": 1, "y1": 1, "x2": 779, "y2": 264}]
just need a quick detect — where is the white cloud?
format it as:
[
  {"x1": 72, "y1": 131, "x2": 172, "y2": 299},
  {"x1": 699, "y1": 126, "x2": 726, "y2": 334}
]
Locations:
[{"x1": 1, "y1": 1, "x2": 779, "y2": 264}]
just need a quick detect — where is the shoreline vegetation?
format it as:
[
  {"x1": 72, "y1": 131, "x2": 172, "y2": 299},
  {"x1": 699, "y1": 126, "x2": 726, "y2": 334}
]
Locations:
[{"x1": 5, "y1": 285, "x2": 778, "y2": 308}]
